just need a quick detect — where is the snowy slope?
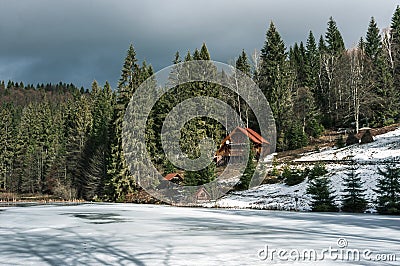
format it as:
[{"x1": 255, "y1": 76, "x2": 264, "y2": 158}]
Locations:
[{"x1": 210, "y1": 127, "x2": 400, "y2": 211}]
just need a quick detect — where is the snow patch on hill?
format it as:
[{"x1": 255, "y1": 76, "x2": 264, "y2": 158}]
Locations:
[{"x1": 208, "y1": 127, "x2": 400, "y2": 211}]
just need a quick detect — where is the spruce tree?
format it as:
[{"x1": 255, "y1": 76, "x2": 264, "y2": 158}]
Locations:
[
  {"x1": 109, "y1": 44, "x2": 141, "y2": 201},
  {"x1": 80, "y1": 80, "x2": 115, "y2": 200},
  {"x1": 259, "y1": 22, "x2": 294, "y2": 151},
  {"x1": 307, "y1": 177, "x2": 338, "y2": 212},
  {"x1": 184, "y1": 50, "x2": 192, "y2": 62},
  {"x1": 235, "y1": 49, "x2": 251, "y2": 76},
  {"x1": 365, "y1": 17, "x2": 382, "y2": 64},
  {"x1": 234, "y1": 49, "x2": 255, "y2": 128},
  {"x1": 66, "y1": 94, "x2": 93, "y2": 198},
  {"x1": 319, "y1": 17, "x2": 346, "y2": 126},
  {"x1": 0, "y1": 104, "x2": 15, "y2": 191},
  {"x1": 305, "y1": 31, "x2": 320, "y2": 90},
  {"x1": 199, "y1": 43, "x2": 211, "y2": 60},
  {"x1": 391, "y1": 6, "x2": 400, "y2": 89},
  {"x1": 364, "y1": 16, "x2": 388, "y2": 126},
  {"x1": 374, "y1": 164, "x2": 400, "y2": 215},
  {"x1": 290, "y1": 42, "x2": 307, "y2": 88},
  {"x1": 175, "y1": 44, "x2": 221, "y2": 186},
  {"x1": 184, "y1": 164, "x2": 216, "y2": 187},
  {"x1": 318, "y1": 35, "x2": 327, "y2": 53},
  {"x1": 325, "y1": 17, "x2": 345, "y2": 56},
  {"x1": 237, "y1": 146, "x2": 256, "y2": 190},
  {"x1": 14, "y1": 103, "x2": 42, "y2": 193},
  {"x1": 341, "y1": 165, "x2": 368, "y2": 213}
]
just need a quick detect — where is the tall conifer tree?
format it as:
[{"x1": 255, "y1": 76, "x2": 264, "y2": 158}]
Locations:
[{"x1": 259, "y1": 22, "x2": 294, "y2": 150}]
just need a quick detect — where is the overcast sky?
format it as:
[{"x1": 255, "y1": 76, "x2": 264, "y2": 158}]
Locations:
[{"x1": 0, "y1": 0, "x2": 399, "y2": 89}]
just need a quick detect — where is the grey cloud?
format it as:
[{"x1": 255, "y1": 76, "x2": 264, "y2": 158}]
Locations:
[{"x1": 0, "y1": 0, "x2": 398, "y2": 88}]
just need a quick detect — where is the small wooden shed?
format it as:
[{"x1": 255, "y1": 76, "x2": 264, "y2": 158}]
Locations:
[
  {"x1": 164, "y1": 173, "x2": 184, "y2": 185},
  {"x1": 195, "y1": 187, "x2": 211, "y2": 201}
]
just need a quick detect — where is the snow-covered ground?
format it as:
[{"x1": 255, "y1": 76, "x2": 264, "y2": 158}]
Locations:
[
  {"x1": 0, "y1": 204, "x2": 399, "y2": 265},
  {"x1": 211, "y1": 127, "x2": 400, "y2": 212},
  {"x1": 2, "y1": 130, "x2": 399, "y2": 265}
]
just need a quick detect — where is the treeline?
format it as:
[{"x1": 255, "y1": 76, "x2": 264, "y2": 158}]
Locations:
[
  {"x1": 2, "y1": 7, "x2": 400, "y2": 201},
  {"x1": 0, "y1": 80, "x2": 115, "y2": 200},
  {"x1": 260, "y1": 13, "x2": 400, "y2": 151}
]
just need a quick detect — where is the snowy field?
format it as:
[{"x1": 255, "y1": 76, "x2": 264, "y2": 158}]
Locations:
[
  {"x1": 0, "y1": 204, "x2": 399, "y2": 265},
  {"x1": 212, "y1": 127, "x2": 400, "y2": 211}
]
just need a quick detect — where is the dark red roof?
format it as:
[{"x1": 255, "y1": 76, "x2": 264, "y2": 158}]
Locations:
[{"x1": 164, "y1": 173, "x2": 183, "y2": 181}]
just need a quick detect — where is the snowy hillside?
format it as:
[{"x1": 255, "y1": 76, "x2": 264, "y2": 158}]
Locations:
[{"x1": 209, "y1": 127, "x2": 400, "y2": 211}]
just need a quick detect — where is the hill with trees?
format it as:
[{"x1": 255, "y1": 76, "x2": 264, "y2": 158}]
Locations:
[{"x1": 1, "y1": 7, "x2": 400, "y2": 208}]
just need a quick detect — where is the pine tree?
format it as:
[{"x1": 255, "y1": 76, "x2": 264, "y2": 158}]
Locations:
[
  {"x1": 193, "y1": 48, "x2": 201, "y2": 60},
  {"x1": 166, "y1": 44, "x2": 222, "y2": 186},
  {"x1": 236, "y1": 49, "x2": 251, "y2": 76},
  {"x1": 173, "y1": 51, "x2": 181, "y2": 65},
  {"x1": 237, "y1": 146, "x2": 256, "y2": 190},
  {"x1": 307, "y1": 177, "x2": 338, "y2": 212},
  {"x1": 0, "y1": 104, "x2": 15, "y2": 191},
  {"x1": 259, "y1": 22, "x2": 294, "y2": 151},
  {"x1": 66, "y1": 94, "x2": 93, "y2": 198},
  {"x1": 374, "y1": 164, "x2": 400, "y2": 215},
  {"x1": 184, "y1": 164, "x2": 216, "y2": 186},
  {"x1": 184, "y1": 50, "x2": 192, "y2": 62},
  {"x1": 290, "y1": 42, "x2": 307, "y2": 88},
  {"x1": 325, "y1": 17, "x2": 345, "y2": 56},
  {"x1": 305, "y1": 31, "x2": 320, "y2": 90},
  {"x1": 391, "y1": 6, "x2": 400, "y2": 91},
  {"x1": 341, "y1": 165, "x2": 368, "y2": 213},
  {"x1": 13, "y1": 103, "x2": 43, "y2": 193},
  {"x1": 318, "y1": 35, "x2": 327, "y2": 53},
  {"x1": 79, "y1": 80, "x2": 115, "y2": 200},
  {"x1": 365, "y1": 17, "x2": 382, "y2": 64},
  {"x1": 36, "y1": 96, "x2": 58, "y2": 194},
  {"x1": 199, "y1": 43, "x2": 211, "y2": 60},
  {"x1": 233, "y1": 49, "x2": 255, "y2": 128},
  {"x1": 319, "y1": 17, "x2": 346, "y2": 126},
  {"x1": 109, "y1": 44, "x2": 141, "y2": 201}
]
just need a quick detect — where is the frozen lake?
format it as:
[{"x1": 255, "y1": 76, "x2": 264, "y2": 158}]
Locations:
[{"x1": 0, "y1": 204, "x2": 399, "y2": 265}]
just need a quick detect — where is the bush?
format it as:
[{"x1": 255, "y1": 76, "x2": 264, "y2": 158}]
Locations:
[
  {"x1": 271, "y1": 157, "x2": 279, "y2": 177},
  {"x1": 383, "y1": 118, "x2": 395, "y2": 127},
  {"x1": 335, "y1": 135, "x2": 345, "y2": 148},
  {"x1": 309, "y1": 163, "x2": 328, "y2": 180},
  {"x1": 282, "y1": 166, "x2": 307, "y2": 186},
  {"x1": 285, "y1": 124, "x2": 308, "y2": 150},
  {"x1": 360, "y1": 129, "x2": 374, "y2": 144},
  {"x1": 306, "y1": 118, "x2": 324, "y2": 138},
  {"x1": 346, "y1": 133, "x2": 359, "y2": 146}
]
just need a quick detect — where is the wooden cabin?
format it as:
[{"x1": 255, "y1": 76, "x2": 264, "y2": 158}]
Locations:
[{"x1": 215, "y1": 127, "x2": 270, "y2": 166}]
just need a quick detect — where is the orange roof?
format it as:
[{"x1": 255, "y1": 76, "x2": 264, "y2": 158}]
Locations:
[
  {"x1": 219, "y1": 127, "x2": 269, "y2": 146},
  {"x1": 245, "y1": 128, "x2": 269, "y2": 144},
  {"x1": 164, "y1": 173, "x2": 183, "y2": 181}
]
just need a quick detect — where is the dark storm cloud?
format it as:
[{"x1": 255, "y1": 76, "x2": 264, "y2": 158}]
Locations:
[{"x1": 0, "y1": 0, "x2": 398, "y2": 88}]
